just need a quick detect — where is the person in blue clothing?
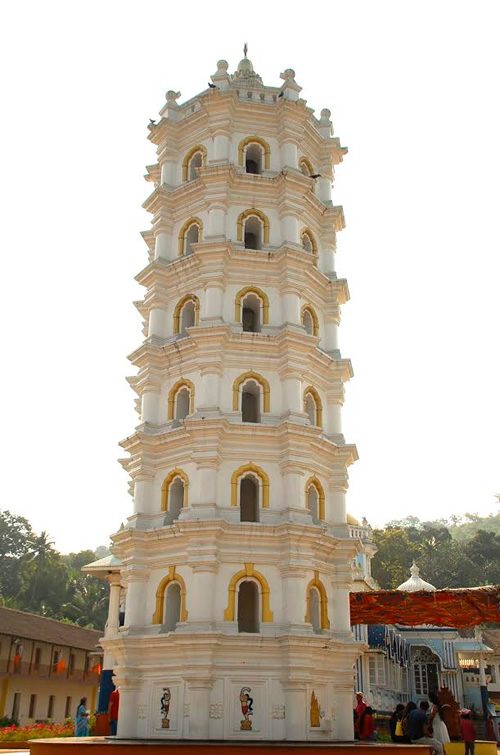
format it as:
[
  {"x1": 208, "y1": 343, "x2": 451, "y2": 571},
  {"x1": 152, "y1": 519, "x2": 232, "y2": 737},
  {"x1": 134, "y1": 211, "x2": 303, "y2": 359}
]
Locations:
[{"x1": 408, "y1": 701, "x2": 443, "y2": 755}]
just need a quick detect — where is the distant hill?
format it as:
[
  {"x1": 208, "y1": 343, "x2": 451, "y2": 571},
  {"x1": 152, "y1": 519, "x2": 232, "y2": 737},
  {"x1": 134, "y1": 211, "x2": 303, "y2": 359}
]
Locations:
[{"x1": 449, "y1": 511, "x2": 500, "y2": 540}]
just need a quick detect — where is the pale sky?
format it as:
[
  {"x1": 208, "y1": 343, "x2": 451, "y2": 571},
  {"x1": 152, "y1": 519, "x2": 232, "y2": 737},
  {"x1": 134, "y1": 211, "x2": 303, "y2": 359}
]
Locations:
[{"x1": 0, "y1": 0, "x2": 499, "y2": 553}]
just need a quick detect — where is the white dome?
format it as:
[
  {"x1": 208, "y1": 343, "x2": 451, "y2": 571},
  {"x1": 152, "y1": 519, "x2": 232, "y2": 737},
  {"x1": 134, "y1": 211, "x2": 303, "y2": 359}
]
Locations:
[{"x1": 397, "y1": 563, "x2": 436, "y2": 592}]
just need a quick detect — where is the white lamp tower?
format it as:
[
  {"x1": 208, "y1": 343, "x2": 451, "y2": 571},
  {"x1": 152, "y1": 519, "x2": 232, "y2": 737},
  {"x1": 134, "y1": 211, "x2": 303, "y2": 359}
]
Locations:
[{"x1": 104, "y1": 52, "x2": 362, "y2": 741}]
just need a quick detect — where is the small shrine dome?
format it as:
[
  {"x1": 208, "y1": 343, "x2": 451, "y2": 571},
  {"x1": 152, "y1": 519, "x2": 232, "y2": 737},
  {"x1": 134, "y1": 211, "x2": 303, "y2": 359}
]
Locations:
[{"x1": 397, "y1": 562, "x2": 436, "y2": 592}]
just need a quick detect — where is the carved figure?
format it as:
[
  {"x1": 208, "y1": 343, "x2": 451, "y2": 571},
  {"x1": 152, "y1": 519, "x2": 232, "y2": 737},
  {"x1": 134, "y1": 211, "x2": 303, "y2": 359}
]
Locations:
[
  {"x1": 310, "y1": 691, "x2": 320, "y2": 727},
  {"x1": 239, "y1": 687, "x2": 254, "y2": 731},
  {"x1": 160, "y1": 687, "x2": 171, "y2": 729}
]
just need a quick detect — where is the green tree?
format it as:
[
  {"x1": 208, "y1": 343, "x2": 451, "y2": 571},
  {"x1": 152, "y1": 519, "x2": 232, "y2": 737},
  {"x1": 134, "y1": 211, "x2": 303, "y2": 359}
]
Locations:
[
  {"x1": 371, "y1": 527, "x2": 421, "y2": 589},
  {"x1": 18, "y1": 531, "x2": 68, "y2": 616},
  {"x1": 62, "y1": 575, "x2": 108, "y2": 629},
  {"x1": 0, "y1": 510, "x2": 34, "y2": 598}
]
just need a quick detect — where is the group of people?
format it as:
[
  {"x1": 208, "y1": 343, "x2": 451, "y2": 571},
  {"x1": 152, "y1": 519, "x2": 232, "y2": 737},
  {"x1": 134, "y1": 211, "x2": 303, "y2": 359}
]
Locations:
[
  {"x1": 355, "y1": 690, "x2": 477, "y2": 754},
  {"x1": 389, "y1": 692, "x2": 476, "y2": 755}
]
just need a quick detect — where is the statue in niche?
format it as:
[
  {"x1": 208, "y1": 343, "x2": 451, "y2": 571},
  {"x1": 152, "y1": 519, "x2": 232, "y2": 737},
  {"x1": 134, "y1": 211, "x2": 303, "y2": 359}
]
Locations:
[
  {"x1": 160, "y1": 687, "x2": 171, "y2": 729},
  {"x1": 310, "y1": 691, "x2": 320, "y2": 727},
  {"x1": 239, "y1": 687, "x2": 254, "y2": 730}
]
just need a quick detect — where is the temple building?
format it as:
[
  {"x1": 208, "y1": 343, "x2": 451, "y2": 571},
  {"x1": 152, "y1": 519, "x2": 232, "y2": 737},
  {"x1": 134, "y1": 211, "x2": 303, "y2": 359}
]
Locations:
[
  {"x1": 85, "y1": 52, "x2": 366, "y2": 741},
  {"x1": 0, "y1": 607, "x2": 102, "y2": 725}
]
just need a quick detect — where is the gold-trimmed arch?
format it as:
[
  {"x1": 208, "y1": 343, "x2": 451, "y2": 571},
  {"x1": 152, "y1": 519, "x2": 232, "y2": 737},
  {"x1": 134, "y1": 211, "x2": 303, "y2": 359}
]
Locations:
[
  {"x1": 230, "y1": 463, "x2": 270, "y2": 508},
  {"x1": 304, "y1": 385, "x2": 323, "y2": 428},
  {"x1": 167, "y1": 379, "x2": 195, "y2": 420},
  {"x1": 238, "y1": 136, "x2": 271, "y2": 171},
  {"x1": 223, "y1": 563, "x2": 273, "y2": 622},
  {"x1": 236, "y1": 209, "x2": 270, "y2": 245},
  {"x1": 301, "y1": 228, "x2": 318, "y2": 255},
  {"x1": 182, "y1": 145, "x2": 207, "y2": 182},
  {"x1": 299, "y1": 156, "x2": 314, "y2": 177},
  {"x1": 305, "y1": 476, "x2": 326, "y2": 521},
  {"x1": 161, "y1": 468, "x2": 189, "y2": 512},
  {"x1": 235, "y1": 286, "x2": 270, "y2": 325},
  {"x1": 305, "y1": 570, "x2": 330, "y2": 630},
  {"x1": 152, "y1": 565, "x2": 188, "y2": 624},
  {"x1": 301, "y1": 304, "x2": 319, "y2": 337},
  {"x1": 173, "y1": 294, "x2": 200, "y2": 334},
  {"x1": 178, "y1": 217, "x2": 203, "y2": 256},
  {"x1": 232, "y1": 371, "x2": 270, "y2": 413}
]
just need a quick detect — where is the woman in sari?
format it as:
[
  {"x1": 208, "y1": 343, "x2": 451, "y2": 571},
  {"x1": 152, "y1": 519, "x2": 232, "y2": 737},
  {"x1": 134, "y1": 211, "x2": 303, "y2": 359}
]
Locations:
[{"x1": 75, "y1": 697, "x2": 89, "y2": 737}]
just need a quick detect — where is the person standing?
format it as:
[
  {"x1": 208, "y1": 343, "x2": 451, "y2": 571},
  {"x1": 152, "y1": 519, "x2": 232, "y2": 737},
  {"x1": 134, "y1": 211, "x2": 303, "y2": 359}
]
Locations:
[
  {"x1": 460, "y1": 710, "x2": 476, "y2": 755},
  {"x1": 75, "y1": 697, "x2": 89, "y2": 737},
  {"x1": 429, "y1": 691, "x2": 450, "y2": 744},
  {"x1": 358, "y1": 706, "x2": 376, "y2": 741},
  {"x1": 390, "y1": 703, "x2": 408, "y2": 742},
  {"x1": 354, "y1": 692, "x2": 367, "y2": 739},
  {"x1": 108, "y1": 687, "x2": 120, "y2": 736},
  {"x1": 408, "y1": 701, "x2": 443, "y2": 755}
]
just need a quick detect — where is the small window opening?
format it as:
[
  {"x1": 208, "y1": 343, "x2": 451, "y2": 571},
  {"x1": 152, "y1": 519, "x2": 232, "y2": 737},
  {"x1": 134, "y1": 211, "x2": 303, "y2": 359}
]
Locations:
[
  {"x1": 242, "y1": 294, "x2": 262, "y2": 332},
  {"x1": 175, "y1": 387, "x2": 190, "y2": 420},
  {"x1": 47, "y1": 695, "x2": 55, "y2": 719},
  {"x1": 65, "y1": 696, "x2": 72, "y2": 719},
  {"x1": 169, "y1": 478, "x2": 184, "y2": 520},
  {"x1": 303, "y1": 309, "x2": 314, "y2": 335},
  {"x1": 188, "y1": 152, "x2": 203, "y2": 181},
  {"x1": 185, "y1": 223, "x2": 199, "y2": 255},
  {"x1": 11, "y1": 693, "x2": 21, "y2": 722},
  {"x1": 302, "y1": 233, "x2": 313, "y2": 253},
  {"x1": 245, "y1": 144, "x2": 263, "y2": 175},
  {"x1": 237, "y1": 580, "x2": 259, "y2": 632},
  {"x1": 241, "y1": 380, "x2": 260, "y2": 423},
  {"x1": 33, "y1": 647, "x2": 41, "y2": 671},
  {"x1": 29, "y1": 694, "x2": 37, "y2": 719},
  {"x1": 244, "y1": 216, "x2": 262, "y2": 250},
  {"x1": 164, "y1": 582, "x2": 181, "y2": 631},
  {"x1": 309, "y1": 587, "x2": 321, "y2": 633},
  {"x1": 240, "y1": 475, "x2": 259, "y2": 523},
  {"x1": 180, "y1": 301, "x2": 196, "y2": 334},
  {"x1": 307, "y1": 486, "x2": 320, "y2": 524},
  {"x1": 305, "y1": 393, "x2": 316, "y2": 425}
]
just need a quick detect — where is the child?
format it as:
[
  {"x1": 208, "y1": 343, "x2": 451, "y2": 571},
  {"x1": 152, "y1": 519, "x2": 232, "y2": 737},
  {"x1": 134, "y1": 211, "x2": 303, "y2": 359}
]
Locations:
[
  {"x1": 460, "y1": 709, "x2": 476, "y2": 755},
  {"x1": 359, "y1": 706, "x2": 376, "y2": 741}
]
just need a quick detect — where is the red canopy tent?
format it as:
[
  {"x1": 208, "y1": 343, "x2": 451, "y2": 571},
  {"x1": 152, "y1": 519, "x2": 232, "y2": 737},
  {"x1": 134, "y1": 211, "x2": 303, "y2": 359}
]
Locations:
[{"x1": 349, "y1": 585, "x2": 500, "y2": 627}]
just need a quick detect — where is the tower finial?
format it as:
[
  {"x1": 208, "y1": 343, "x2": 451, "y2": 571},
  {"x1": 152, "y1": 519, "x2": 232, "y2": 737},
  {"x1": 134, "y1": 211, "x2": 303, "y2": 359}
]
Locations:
[{"x1": 243, "y1": 42, "x2": 248, "y2": 58}]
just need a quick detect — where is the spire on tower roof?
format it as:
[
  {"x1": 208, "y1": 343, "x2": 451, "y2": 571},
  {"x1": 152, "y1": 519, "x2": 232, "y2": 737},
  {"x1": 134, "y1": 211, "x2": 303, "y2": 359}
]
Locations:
[{"x1": 397, "y1": 562, "x2": 436, "y2": 593}]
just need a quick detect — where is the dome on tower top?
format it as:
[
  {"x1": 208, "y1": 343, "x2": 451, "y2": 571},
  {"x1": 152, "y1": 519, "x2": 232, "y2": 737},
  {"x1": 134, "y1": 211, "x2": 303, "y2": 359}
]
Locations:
[
  {"x1": 237, "y1": 56, "x2": 254, "y2": 74},
  {"x1": 397, "y1": 563, "x2": 436, "y2": 592}
]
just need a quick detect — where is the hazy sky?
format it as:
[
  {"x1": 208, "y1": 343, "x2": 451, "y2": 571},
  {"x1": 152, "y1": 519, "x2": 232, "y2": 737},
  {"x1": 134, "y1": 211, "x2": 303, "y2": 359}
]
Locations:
[{"x1": 1, "y1": 1, "x2": 499, "y2": 553}]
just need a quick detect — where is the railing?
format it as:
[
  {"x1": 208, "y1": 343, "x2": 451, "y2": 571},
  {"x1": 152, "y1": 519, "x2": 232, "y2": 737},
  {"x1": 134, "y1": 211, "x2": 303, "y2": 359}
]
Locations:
[{"x1": 0, "y1": 660, "x2": 100, "y2": 682}]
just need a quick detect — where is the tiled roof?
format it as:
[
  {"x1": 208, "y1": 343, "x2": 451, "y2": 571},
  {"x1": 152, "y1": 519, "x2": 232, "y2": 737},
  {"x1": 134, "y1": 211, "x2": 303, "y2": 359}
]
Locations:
[{"x1": 0, "y1": 607, "x2": 102, "y2": 651}]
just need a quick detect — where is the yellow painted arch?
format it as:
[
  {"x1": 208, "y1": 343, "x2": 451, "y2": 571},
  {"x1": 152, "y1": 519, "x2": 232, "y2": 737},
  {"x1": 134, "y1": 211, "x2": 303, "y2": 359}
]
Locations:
[
  {"x1": 232, "y1": 371, "x2": 270, "y2": 413},
  {"x1": 238, "y1": 136, "x2": 271, "y2": 170},
  {"x1": 152, "y1": 565, "x2": 188, "y2": 624},
  {"x1": 182, "y1": 145, "x2": 207, "y2": 182},
  {"x1": 230, "y1": 463, "x2": 270, "y2": 508},
  {"x1": 305, "y1": 475, "x2": 326, "y2": 521},
  {"x1": 223, "y1": 563, "x2": 273, "y2": 622},
  {"x1": 304, "y1": 385, "x2": 323, "y2": 428},
  {"x1": 299, "y1": 156, "x2": 314, "y2": 177},
  {"x1": 235, "y1": 286, "x2": 270, "y2": 325},
  {"x1": 178, "y1": 217, "x2": 203, "y2": 256},
  {"x1": 237, "y1": 208, "x2": 270, "y2": 245},
  {"x1": 305, "y1": 570, "x2": 330, "y2": 630},
  {"x1": 161, "y1": 468, "x2": 189, "y2": 512},
  {"x1": 167, "y1": 379, "x2": 195, "y2": 420},
  {"x1": 173, "y1": 294, "x2": 200, "y2": 334},
  {"x1": 301, "y1": 304, "x2": 319, "y2": 337}
]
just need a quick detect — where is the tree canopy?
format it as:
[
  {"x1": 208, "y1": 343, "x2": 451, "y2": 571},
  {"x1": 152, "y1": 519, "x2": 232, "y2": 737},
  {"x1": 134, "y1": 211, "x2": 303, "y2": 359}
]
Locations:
[{"x1": 0, "y1": 509, "x2": 110, "y2": 629}]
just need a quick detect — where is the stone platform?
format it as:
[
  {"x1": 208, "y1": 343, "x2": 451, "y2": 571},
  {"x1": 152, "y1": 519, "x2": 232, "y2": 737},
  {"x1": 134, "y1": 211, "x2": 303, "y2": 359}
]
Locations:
[{"x1": 28, "y1": 739, "x2": 431, "y2": 755}]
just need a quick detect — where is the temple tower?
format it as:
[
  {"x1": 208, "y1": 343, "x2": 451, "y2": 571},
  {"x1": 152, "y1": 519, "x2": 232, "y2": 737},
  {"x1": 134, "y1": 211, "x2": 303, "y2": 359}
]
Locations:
[{"x1": 103, "y1": 53, "x2": 362, "y2": 741}]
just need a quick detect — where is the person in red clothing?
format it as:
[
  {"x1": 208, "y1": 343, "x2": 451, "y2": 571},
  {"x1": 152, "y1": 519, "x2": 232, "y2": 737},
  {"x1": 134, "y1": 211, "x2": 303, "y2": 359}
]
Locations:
[
  {"x1": 354, "y1": 692, "x2": 367, "y2": 739},
  {"x1": 108, "y1": 687, "x2": 120, "y2": 736},
  {"x1": 460, "y1": 710, "x2": 476, "y2": 755},
  {"x1": 359, "y1": 706, "x2": 376, "y2": 741}
]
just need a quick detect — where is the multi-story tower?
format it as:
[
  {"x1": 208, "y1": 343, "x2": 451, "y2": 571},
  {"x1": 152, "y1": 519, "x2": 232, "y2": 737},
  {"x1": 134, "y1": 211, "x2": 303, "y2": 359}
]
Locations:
[{"x1": 105, "y1": 53, "x2": 363, "y2": 741}]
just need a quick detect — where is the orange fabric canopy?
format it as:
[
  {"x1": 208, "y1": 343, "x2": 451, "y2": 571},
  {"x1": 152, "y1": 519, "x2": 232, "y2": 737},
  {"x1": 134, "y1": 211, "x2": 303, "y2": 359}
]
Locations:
[{"x1": 350, "y1": 586, "x2": 500, "y2": 627}]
